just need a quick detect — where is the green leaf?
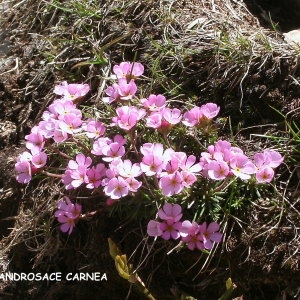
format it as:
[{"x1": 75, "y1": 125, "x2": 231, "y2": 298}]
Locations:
[
  {"x1": 115, "y1": 254, "x2": 131, "y2": 280},
  {"x1": 71, "y1": 59, "x2": 108, "y2": 69},
  {"x1": 218, "y1": 277, "x2": 237, "y2": 300},
  {"x1": 108, "y1": 237, "x2": 122, "y2": 260}
]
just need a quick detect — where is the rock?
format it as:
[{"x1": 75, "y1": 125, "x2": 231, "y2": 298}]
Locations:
[{"x1": 283, "y1": 29, "x2": 300, "y2": 45}]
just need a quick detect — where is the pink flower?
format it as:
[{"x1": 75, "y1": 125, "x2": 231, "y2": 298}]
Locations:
[
  {"x1": 141, "y1": 154, "x2": 164, "y2": 176},
  {"x1": 180, "y1": 221, "x2": 204, "y2": 251},
  {"x1": 85, "y1": 163, "x2": 107, "y2": 189},
  {"x1": 54, "y1": 100, "x2": 82, "y2": 120},
  {"x1": 146, "y1": 112, "x2": 162, "y2": 128},
  {"x1": 253, "y1": 152, "x2": 268, "y2": 169},
  {"x1": 182, "y1": 106, "x2": 203, "y2": 127},
  {"x1": 62, "y1": 170, "x2": 74, "y2": 190},
  {"x1": 214, "y1": 140, "x2": 232, "y2": 152},
  {"x1": 38, "y1": 120, "x2": 56, "y2": 138},
  {"x1": 113, "y1": 134, "x2": 127, "y2": 145},
  {"x1": 140, "y1": 142, "x2": 166, "y2": 157},
  {"x1": 117, "y1": 79, "x2": 137, "y2": 101},
  {"x1": 158, "y1": 203, "x2": 182, "y2": 223},
  {"x1": 53, "y1": 128, "x2": 68, "y2": 143},
  {"x1": 83, "y1": 119, "x2": 106, "y2": 139},
  {"x1": 159, "y1": 171, "x2": 184, "y2": 196},
  {"x1": 254, "y1": 150, "x2": 284, "y2": 169},
  {"x1": 229, "y1": 153, "x2": 256, "y2": 180},
  {"x1": 15, "y1": 160, "x2": 33, "y2": 184},
  {"x1": 118, "y1": 159, "x2": 142, "y2": 178},
  {"x1": 146, "y1": 108, "x2": 181, "y2": 135},
  {"x1": 140, "y1": 143, "x2": 166, "y2": 176},
  {"x1": 213, "y1": 140, "x2": 233, "y2": 162},
  {"x1": 103, "y1": 78, "x2": 138, "y2": 103},
  {"x1": 99, "y1": 135, "x2": 126, "y2": 161},
  {"x1": 63, "y1": 153, "x2": 93, "y2": 189},
  {"x1": 183, "y1": 103, "x2": 220, "y2": 127},
  {"x1": 207, "y1": 160, "x2": 229, "y2": 180},
  {"x1": 179, "y1": 153, "x2": 202, "y2": 174},
  {"x1": 58, "y1": 113, "x2": 82, "y2": 135},
  {"x1": 162, "y1": 155, "x2": 181, "y2": 175},
  {"x1": 102, "y1": 141, "x2": 126, "y2": 162},
  {"x1": 160, "y1": 221, "x2": 182, "y2": 240},
  {"x1": 57, "y1": 216, "x2": 76, "y2": 234},
  {"x1": 108, "y1": 159, "x2": 142, "y2": 193},
  {"x1": 15, "y1": 151, "x2": 38, "y2": 184},
  {"x1": 16, "y1": 151, "x2": 33, "y2": 162},
  {"x1": 255, "y1": 166, "x2": 274, "y2": 183},
  {"x1": 147, "y1": 204, "x2": 184, "y2": 240},
  {"x1": 181, "y1": 171, "x2": 197, "y2": 187},
  {"x1": 112, "y1": 106, "x2": 146, "y2": 131},
  {"x1": 48, "y1": 100, "x2": 81, "y2": 120},
  {"x1": 91, "y1": 137, "x2": 112, "y2": 156},
  {"x1": 201, "y1": 141, "x2": 232, "y2": 176},
  {"x1": 113, "y1": 61, "x2": 144, "y2": 80},
  {"x1": 25, "y1": 126, "x2": 45, "y2": 152},
  {"x1": 31, "y1": 151, "x2": 48, "y2": 168},
  {"x1": 125, "y1": 177, "x2": 142, "y2": 192},
  {"x1": 106, "y1": 159, "x2": 122, "y2": 177},
  {"x1": 141, "y1": 94, "x2": 166, "y2": 111},
  {"x1": 65, "y1": 167, "x2": 88, "y2": 188},
  {"x1": 201, "y1": 103, "x2": 220, "y2": 119},
  {"x1": 264, "y1": 150, "x2": 284, "y2": 168},
  {"x1": 55, "y1": 197, "x2": 82, "y2": 219},
  {"x1": 103, "y1": 176, "x2": 129, "y2": 199},
  {"x1": 103, "y1": 83, "x2": 120, "y2": 103},
  {"x1": 163, "y1": 108, "x2": 182, "y2": 124},
  {"x1": 55, "y1": 197, "x2": 82, "y2": 234},
  {"x1": 199, "y1": 222, "x2": 223, "y2": 250},
  {"x1": 159, "y1": 152, "x2": 201, "y2": 188},
  {"x1": 147, "y1": 220, "x2": 163, "y2": 237},
  {"x1": 253, "y1": 149, "x2": 283, "y2": 183},
  {"x1": 54, "y1": 81, "x2": 90, "y2": 101},
  {"x1": 68, "y1": 153, "x2": 92, "y2": 170}
]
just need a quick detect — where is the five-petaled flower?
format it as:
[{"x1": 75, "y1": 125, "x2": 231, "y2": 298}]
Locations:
[{"x1": 55, "y1": 197, "x2": 82, "y2": 234}]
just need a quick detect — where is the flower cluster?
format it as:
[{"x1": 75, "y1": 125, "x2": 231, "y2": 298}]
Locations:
[
  {"x1": 182, "y1": 103, "x2": 220, "y2": 128},
  {"x1": 103, "y1": 62, "x2": 143, "y2": 103},
  {"x1": 15, "y1": 82, "x2": 90, "y2": 183},
  {"x1": 147, "y1": 203, "x2": 222, "y2": 250},
  {"x1": 14, "y1": 61, "x2": 284, "y2": 252},
  {"x1": 140, "y1": 144, "x2": 202, "y2": 196},
  {"x1": 201, "y1": 140, "x2": 284, "y2": 182},
  {"x1": 54, "y1": 197, "x2": 82, "y2": 234}
]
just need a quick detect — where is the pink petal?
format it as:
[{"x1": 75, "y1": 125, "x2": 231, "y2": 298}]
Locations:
[
  {"x1": 161, "y1": 231, "x2": 171, "y2": 240},
  {"x1": 210, "y1": 232, "x2": 222, "y2": 243},
  {"x1": 203, "y1": 238, "x2": 213, "y2": 250},
  {"x1": 147, "y1": 220, "x2": 162, "y2": 237},
  {"x1": 171, "y1": 230, "x2": 180, "y2": 240},
  {"x1": 187, "y1": 242, "x2": 196, "y2": 250},
  {"x1": 76, "y1": 153, "x2": 86, "y2": 165},
  {"x1": 180, "y1": 220, "x2": 192, "y2": 236},
  {"x1": 160, "y1": 203, "x2": 173, "y2": 217},
  {"x1": 196, "y1": 241, "x2": 204, "y2": 250},
  {"x1": 207, "y1": 222, "x2": 220, "y2": 233},
  {"x1": 171, "y1": 204, "x2": 182, "y2": 217},
  {"x1": 68, "y1": 160, "x2": 78, "y2": 169}
]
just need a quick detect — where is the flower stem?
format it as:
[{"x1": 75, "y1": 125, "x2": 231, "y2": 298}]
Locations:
[{"x1": 41, "y1": 170, "x2": 63, "y2": 179}]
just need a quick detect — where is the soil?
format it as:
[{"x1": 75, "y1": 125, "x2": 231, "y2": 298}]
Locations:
[{"x1": 0, "y1": 0, "x2": 300, "y2": 299}]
